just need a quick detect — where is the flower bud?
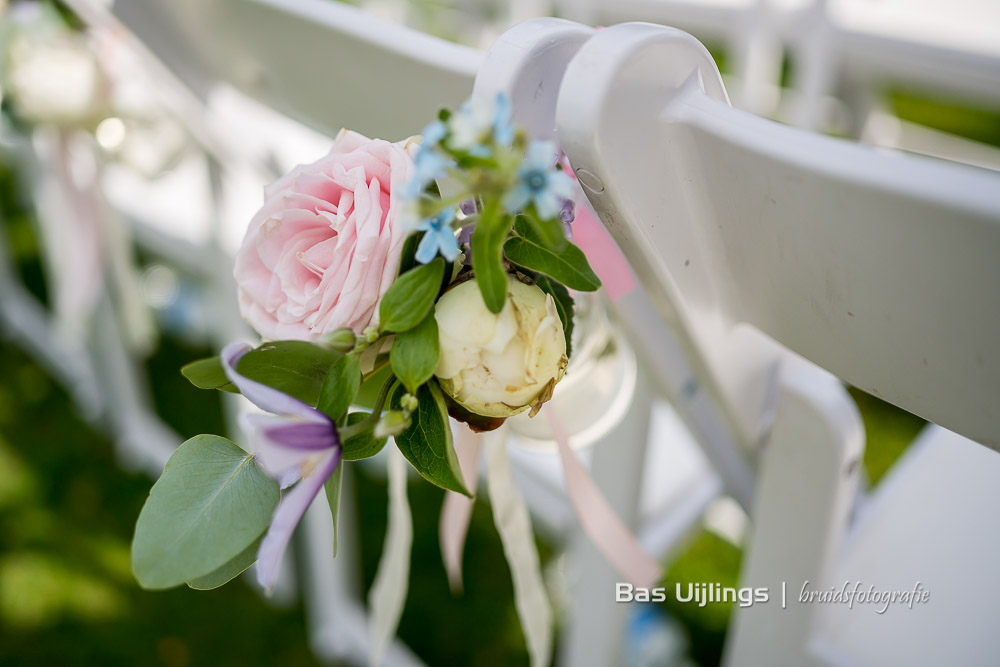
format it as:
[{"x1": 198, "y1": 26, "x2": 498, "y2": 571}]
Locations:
[
  {"x1": 374, "y1": 410, "x2": 410, "y2": 439},
  {"x1": 323, "y1": 327, "x2": 357, "y2": 353},
  {"x1": 434, "y1": 274, "x2": 568, "y2": 418}
]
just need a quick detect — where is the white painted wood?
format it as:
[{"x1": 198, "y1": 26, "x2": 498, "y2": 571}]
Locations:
[
  {"x1": 108, "y1": 0, "x2": 482, "y2": 139},
  {"x1": 556, "y1": 23, "x2": 1000, "y2": 450},
  {"x1": 723, "y1": 364, "x2": 864, "y2": 667},
  {"x1": 556, "y1": 20, "x2": 1000, "y2": 666}
]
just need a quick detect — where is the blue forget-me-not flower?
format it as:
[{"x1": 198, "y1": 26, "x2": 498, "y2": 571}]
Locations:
[
  {"x1": 503, "y1": 140, "x2": 575, "y2": 220},
  {"x1": 415, "y1": 207, "x2": 460, "y2": 263}
]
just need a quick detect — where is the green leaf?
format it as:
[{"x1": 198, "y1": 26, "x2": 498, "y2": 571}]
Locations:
[
  {"x1": 390, "y1": 312, "x2": 439, "y2": 394},
  {"x1": 342, "y1": 411, "x2": 389, "y2": 461},
  {"x1": 535, "y1": 275, "x2": 575, "y2": 358},
  {"x1": 504, "y1": 223, "x2": 601, "y2": 292},
  {"x1": 324, "y1": 464, "x2": 344, "y2": 558},
  {"x1": 394, "y1": 383, "x2": 470, "y2": 496},
  {"x1": 525, "y1": 205, "x2": 568, "y2": 251},
  {"x1": 355, "y1": 363, "x2": 393, "y2": 410},
  {"x1": 398, "y1": 230, "x2": 422, "y2": 275},
  {"x1": 180, "y1": 357, "x2": 236, "y2": 393},
  {"x1": 186, "y1": 535, "x2": 262, "y2": 590},
  {"x1": 238, "y1": 341, "x2": 342, "y2": 407},
  {"x1": 131, "y1": 435, "x2": 279, "y2": 590},
  {"x1": 471, "y1": 199, "x2": 511, "y2": 314},
  {"x1": 317, "y1": 353, "x2": 362, "y2": 422},
  {"x1": 379, "y1": 258, "x2": 445, "y2": 333}
]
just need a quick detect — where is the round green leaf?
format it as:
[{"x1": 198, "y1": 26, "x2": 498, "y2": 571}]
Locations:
[{"x1": 131, "y1": 435, "x2": 279, "y2": 590}]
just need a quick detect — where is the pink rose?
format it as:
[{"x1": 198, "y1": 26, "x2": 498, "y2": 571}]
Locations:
[{"x1": 235, "y1": 129, "x2": 417, "y2": 340}]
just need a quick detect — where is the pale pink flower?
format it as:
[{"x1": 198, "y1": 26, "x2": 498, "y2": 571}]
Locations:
[{"x1": 235, "y1": 130, "x2": 418, "y2": 340}]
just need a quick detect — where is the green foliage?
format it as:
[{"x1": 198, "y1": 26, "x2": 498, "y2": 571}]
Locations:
[
  {"x1": 390, "y1": 312, "x2": 440, "y2": 394},
  {"x1": 393, "y1": 383, "x2": 470, "y2": 496},
  {"x1": 505, "y1": 218, "x2": 600, "y2": 292},
  {"x1": 379, "y1": 258, "x2": 445, "y2": 333},
  {"x1": 317, "y1": 353, "x2": 362, "y2": 422},
  {"x1": 237, "y1": 341, "x2": 342, "y2": 407},
  {"x1": 180, "y1": 357, "x2": 236, "y2": 392},
  {"x1": 342, "y1": 411, "x2": 389, "y2": 461},
  {"x1": 131, "y1": 436, "x2": 279, "y2": 590},
  {"x1": 522, "y1": 206, "x2": 567, "y2": 252},
  {"x1": 471, "y1": 199, "x2": 511, "y2": 314},
  {"x1": 186, "y1": 536, "x2": 262, "y2": 590},
  {"x1": 324, "y1": 465, "x2": 344, "y2": 558}
]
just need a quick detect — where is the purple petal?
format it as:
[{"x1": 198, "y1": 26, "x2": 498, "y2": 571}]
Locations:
[
  {"x1": 244, "y1": 413, "x2": 339, "y2": 488},
  {"x1": 260, "y1": 421, "x2": 338, "y2": 450},
  {"x1": 221, "y1": 342, "x2": 327, "y2": 422},
  {"x1": 256, "y1": 448, "x2": 342, "y2": 593}
]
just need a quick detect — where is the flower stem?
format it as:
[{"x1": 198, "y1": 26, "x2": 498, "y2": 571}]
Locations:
[{"x1": 340, "y1": 375, "x2": 399, "y2": 441}]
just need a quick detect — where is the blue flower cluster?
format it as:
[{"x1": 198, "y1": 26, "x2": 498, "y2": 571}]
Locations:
[{"x1": 401, "y1": 93, "x2": 577, "y2": 266}]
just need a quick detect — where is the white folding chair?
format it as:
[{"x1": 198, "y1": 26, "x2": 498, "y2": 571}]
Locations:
[{"x1": 556, "y1": 21, "x2": 1000, "y2": 666}]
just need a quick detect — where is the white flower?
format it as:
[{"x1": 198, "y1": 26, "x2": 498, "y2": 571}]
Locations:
[
  {"x1": 5, "y1": 34, "x2": 107, "y2": 127},
  {"x1": 434, "y1": 274, "x2": 568, "y2": 418}
]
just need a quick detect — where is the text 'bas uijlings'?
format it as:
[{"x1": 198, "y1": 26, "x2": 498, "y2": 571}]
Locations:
[{"x1": 616, "y1": 583, "x2": 769, "y2": 607}]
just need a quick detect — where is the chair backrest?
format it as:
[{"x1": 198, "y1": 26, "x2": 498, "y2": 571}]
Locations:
[
  {"x1": 104, "y1": 0, "x2": 482, "y2": 139},
  {"x1": 556, "y1": 22, "x2": 1000, "y2": 449}
]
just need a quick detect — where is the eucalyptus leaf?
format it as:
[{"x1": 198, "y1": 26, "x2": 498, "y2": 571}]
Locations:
[
  {"x1": 342, "y1": 411, "x2": 389, "y2": 461},
  {"x1": 390, "y1": 312, "x2": 439, "y2": 394},
  {"x1": 318, "y1": 353, "x2": 362, "y2": 422},
  {"x1": 379, "y1": 258, "x2": 445, "y2": 333},
  {"x1": 504, "y1": 232, "x2": 601, "y2": 292},
  {"x1": 535, "y1": 275, "x2": 575, "y2": 358},
  {"x1": 131, "y1": 435, "x2": 279, "y2": 590},
  {"x1": 324, "y1": 464, "x2": 345, "y2": 558},
  {"x1": 186, "y1": 535, "x2": 262, "y2": 590},
  {"x1": 238, "y1": 341, "x2": 342, "y2": 407},
  {"x1": 471, "y1": 199, "x2": 511, "y2": 314},
  {"x1": 180, "y1": 357, "x2": 236, "y2": 393},
  {"x1": 394, "y1": 383, "x2": 470, "y2": 496}
]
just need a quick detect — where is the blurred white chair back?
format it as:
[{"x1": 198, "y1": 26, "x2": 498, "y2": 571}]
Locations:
[{"x1": 107, "y1": 0, "x2": 481, "y2": 139}]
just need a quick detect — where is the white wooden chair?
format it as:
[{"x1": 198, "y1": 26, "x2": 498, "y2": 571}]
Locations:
[
  {"x1": 555, "y1": 21, "x2": 1000, "y2": 666},
  {"x1": 558, "y1": 0, "x2": 1000, "y2": 169}
]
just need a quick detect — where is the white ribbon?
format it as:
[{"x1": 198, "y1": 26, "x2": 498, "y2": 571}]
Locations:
[
  {"x1": 486, "y1": 429, "x2": 553, "y2": 667},
  {"x1": 439, "y1": 425, "x2": 484, "y2": 593},
  {"x1": 547, "y1": 405, "x2": 661, "y2": 589},
  {"x1": 367, "y1": 448, "x2": 412, "y2": 667}
]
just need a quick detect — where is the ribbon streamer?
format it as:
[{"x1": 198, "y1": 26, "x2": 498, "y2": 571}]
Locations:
[
  {"x1": 546, "y1": 406, "x2": 662, "y2": 589},
  {"x1": 439, "y1": 425, "x2": 484, "y2": 593},
  {"x1": 571, "y1": 200, "x2": 636, "y2": 302},
  {"x1": 367, "y1": 448, "x2": 413, "y2": 667},
  {"x1": 486, "y1": 430, "x2": 553, "y2": 667}
]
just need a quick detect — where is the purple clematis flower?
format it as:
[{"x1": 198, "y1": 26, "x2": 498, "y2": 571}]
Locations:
[{"x1": 221, "y1": 342, "x2": 341, "y2": 593}]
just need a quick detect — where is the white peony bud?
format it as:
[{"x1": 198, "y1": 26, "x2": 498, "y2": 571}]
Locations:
[{"x1": 434, "y1": 274, "x2": 568, "y2": 418}]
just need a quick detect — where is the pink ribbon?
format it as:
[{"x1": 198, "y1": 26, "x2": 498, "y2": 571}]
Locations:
[
  {"x1": 572, "y1": 198, "x2": 637, "y2": 302},
  {"x1": 439, "y1": 426, "x2": 484, "y2": 593},
  {"x1": 546, "y1": 405, "x2": 662, "y2": 589}
]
